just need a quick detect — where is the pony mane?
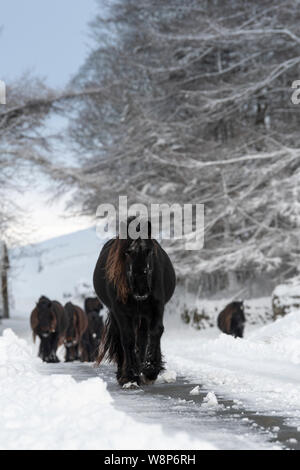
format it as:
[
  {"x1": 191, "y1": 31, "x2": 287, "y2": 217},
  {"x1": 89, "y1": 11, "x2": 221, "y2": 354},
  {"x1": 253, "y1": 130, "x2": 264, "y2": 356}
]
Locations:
[
  {"x1": 106, "y1": 238, "x2": 129, "y2": 304},
  {"x1": 105, "y1": 236, "x2": 159, "y2": 304}
]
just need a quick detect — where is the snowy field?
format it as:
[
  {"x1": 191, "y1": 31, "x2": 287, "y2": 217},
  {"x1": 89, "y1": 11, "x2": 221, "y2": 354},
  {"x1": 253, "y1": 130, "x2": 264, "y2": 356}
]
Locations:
[{"x1": 2, "y1": 228, "x2": 300, "y2": 450}]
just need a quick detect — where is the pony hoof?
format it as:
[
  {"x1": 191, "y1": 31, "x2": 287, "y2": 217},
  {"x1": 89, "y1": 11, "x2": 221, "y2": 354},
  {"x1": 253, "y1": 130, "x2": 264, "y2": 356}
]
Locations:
[
  {"x1": 140, "y1": 374, "x2": 155, "y2": 385},
  {"x1": 122, "y1": 382, "x2": 141, "y2": 390}
]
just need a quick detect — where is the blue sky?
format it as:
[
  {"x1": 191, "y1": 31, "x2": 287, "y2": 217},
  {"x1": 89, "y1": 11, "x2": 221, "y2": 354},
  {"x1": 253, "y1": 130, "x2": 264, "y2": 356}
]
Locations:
[
  {"x1": 1, "y1": 0, "x2": 97, "y2": 87},
  {"x1": 1, "y1": 0, "x2": 104, "y2": 244}
]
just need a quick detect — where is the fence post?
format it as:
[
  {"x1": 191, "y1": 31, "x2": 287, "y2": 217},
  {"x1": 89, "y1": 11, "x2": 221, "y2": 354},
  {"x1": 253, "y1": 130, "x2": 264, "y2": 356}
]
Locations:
[{"x1": 1, "y1": 242, "x2": 10, "y2": 319}]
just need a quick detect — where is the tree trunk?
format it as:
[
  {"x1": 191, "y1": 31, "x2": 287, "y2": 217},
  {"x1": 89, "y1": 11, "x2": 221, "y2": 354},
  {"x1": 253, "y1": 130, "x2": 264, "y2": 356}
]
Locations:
[{"x1": 1, "y1": 242, "x2": 10, "y2": 319}]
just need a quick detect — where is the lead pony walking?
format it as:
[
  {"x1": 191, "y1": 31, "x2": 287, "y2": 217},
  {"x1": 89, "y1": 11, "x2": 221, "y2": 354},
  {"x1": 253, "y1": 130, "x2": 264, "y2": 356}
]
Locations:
[{"x1": 93, "y1": 220, "x2": 176, "y2": 387}]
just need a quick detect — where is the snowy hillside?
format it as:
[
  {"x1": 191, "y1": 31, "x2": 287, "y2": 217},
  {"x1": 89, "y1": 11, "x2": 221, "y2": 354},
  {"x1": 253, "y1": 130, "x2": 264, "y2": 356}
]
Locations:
[{"x1": 9, "y1": 227, "x2": 105, "y2": 316}]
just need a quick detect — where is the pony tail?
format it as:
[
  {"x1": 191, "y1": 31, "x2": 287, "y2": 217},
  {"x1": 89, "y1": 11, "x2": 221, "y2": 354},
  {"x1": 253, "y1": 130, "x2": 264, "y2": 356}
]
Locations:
[
  {"x1": 30, "y1": 308, "x2": 39, "y2": 343},
  {"x1": 97, "y1": 312, "x2": 122, "y2": 365}
]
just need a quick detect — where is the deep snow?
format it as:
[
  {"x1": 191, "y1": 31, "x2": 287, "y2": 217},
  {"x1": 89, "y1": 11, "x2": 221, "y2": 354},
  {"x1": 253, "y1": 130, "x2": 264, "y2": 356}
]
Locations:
[
  {"x1": 0, "y1": 322, "x2": 284, "y2": 450},
  {"x1": 0, "y1": 328, "x2": 215, "y2": 450},
  {"x1": 163, "y1": 310, "x2": 300, "y2": 431}
]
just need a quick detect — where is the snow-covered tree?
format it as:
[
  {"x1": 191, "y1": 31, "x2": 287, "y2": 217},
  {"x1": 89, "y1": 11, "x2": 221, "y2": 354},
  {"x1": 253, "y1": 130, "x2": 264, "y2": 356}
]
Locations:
[{"x1": 60, "y1": 0, "x2": 300, "y2": 292}]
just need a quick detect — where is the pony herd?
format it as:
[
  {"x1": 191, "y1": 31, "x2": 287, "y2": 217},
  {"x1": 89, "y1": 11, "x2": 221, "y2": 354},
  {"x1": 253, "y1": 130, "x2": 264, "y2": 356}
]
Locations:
[
  {"x1": 30, "y1": 296, "x2": 104, "y2": 363},
  {"x1": 29, "y1": 218, "x2": 246, "y2": 388}
]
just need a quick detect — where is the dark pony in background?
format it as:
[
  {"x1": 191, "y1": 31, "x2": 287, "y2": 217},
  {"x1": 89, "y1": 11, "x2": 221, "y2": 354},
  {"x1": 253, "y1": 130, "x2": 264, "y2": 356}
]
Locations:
[
  {"x1": 93, "y1": 219, "x2": 176, "y2": 387},
  {"x1": 81, "y1": 296, "x2": 104, "y2": 362},
  {"x1": 217, "y1": 301, "x2": 246, "y2": 338},
  {"x1": 81, "y1": 311, "x2": 104, "y2": 362},
  {"x1": 64, "y1": 302, "x2": 88, "y2": 362},
  {"x1": 30, "y1": 296, "x2": 69, "y2": 363},
  {"x1": 84, "y1": 297, "x2": 103, "y2": 315}
]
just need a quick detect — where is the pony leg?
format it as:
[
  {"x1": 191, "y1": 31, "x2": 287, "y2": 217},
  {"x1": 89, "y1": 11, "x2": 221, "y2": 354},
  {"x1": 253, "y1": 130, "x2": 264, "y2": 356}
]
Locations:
[
  {"x1": 142, "y1": 314, "x2": 164, "y2": 383},
  {"x1": 65, "y1": 346, "x2": 73, "y2": 362},
  {"x1": 69, "y1": 346, "x2": 76, "y2": 361},
  {"x1": 74, "y1": 344, "x2": 80, "y2": 360},
  {"x1": 79, "y1": 340, "x2": 88, "y2": 362},
  {"x1": 137, "y1": 317, "x2": 149, "y2": 366},
  {"x1": 40, "y1": 337, "x2": 52, "y2": 362},
  {"x1": 117, "y1": 315, "x2": 141, "y2": 386},
  {"x1": 38, "y1": 339, "x2": 44, "y2": 359},
  {"x1": 49, "y1": 333, "x2": 60, "y2": 362}
]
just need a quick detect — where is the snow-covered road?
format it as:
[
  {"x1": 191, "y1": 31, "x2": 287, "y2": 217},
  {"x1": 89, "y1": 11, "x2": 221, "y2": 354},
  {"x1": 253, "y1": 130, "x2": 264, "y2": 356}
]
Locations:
[
  {"x1": 37, "y1": 360, "x2": 279, "y2": 450},
  {"x1": 2, "y1": 315, "x2": 300, "y2": 450}
]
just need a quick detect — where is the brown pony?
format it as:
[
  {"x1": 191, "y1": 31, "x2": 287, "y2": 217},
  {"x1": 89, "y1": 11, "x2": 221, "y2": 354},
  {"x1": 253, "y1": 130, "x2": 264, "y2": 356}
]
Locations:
[
  {"x1": 217, "y1": 301, "x2": 246, "y2": 338},
  {"x1": 64, "y1": 302, "x2": 88, "y2": 362},
  {"x1": 30, "y1": 296, "x2": 69, "y2": 363}
]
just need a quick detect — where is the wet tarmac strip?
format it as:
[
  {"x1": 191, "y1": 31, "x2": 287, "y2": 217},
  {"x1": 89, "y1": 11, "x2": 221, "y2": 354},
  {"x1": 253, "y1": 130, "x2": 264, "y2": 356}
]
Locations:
[{"x1": 37, "y1": 361, "x2": 300, "y2": 450}]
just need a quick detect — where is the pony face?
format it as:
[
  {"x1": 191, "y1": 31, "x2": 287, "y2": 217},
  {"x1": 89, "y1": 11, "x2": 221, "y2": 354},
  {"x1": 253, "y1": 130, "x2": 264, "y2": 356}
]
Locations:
[
  {"x1": 85, "y1": 297, "x2": 103, "y2": 314},
  {"x1": 36, "y1": 297, "x2": 56, "y2": 337},
  {"x1": 125, "y1": 239, "x2": 154, "y2": 301},
  {"x1": 65, "y1": 320, "x2": 77, "y2": 346},
  {"x1": 88, "y1": 312, "x2": 103, "y2": 342}
]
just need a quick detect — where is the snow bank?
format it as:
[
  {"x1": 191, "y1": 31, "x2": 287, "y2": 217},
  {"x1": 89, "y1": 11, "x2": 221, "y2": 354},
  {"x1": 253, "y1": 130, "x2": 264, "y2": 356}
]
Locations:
[
  {"x1": 189, "y1": 386, "x2": 201, "y2": 396},
  {"x1": 165, "y1": 288, "x2": 272, "y2": 331},
  {"x1": 163, "y1": 310, "x2": 300, "y2": 422},
  {"x1": 0, "y1": 329, "x2": 214, "y2": 450},
  {"x1": 156, "y1": 369, "x2": 177, "y2": 384},
  {"x1": 201, "y1": 392, "x2": 222, "y2": 409},
  {"x1": 272, "y1": 276, "x2": 300, "y2": 318}
]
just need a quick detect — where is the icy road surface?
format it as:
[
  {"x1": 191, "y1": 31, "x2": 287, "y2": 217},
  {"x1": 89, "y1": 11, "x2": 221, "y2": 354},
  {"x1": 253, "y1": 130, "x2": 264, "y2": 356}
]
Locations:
[{"x1": 38, "y1": 360, "x2": 292, "y2": 450}]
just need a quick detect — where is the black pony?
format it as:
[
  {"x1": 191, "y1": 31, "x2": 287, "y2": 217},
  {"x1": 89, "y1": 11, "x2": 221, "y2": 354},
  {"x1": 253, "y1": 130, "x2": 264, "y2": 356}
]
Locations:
[
  {"x1": 217, "y1": 301, "x2": 246, "y2": 338},
  {"x1": 84, "y1": 297, "x2": 103, "y2": 315},
  {"x1": 30, "y1": 296, "x2": 69, "y2": 363},
  {"x1": 81, "y1": 311, "x2": 104, "y2": 362},
  {"x1": 93, "y1": 220, "x2": 176, "y2": 387}
]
